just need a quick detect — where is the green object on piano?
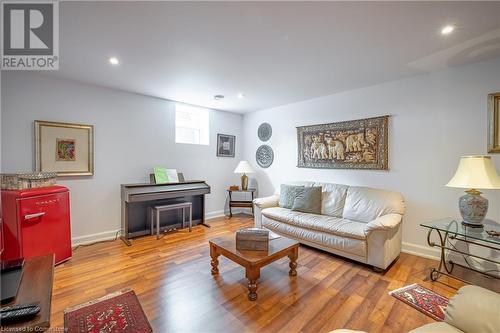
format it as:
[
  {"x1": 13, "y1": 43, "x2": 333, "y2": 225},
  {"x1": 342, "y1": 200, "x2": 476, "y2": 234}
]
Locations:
[
  {"x1": 153, "y1": 167, "x2": 179, "y2": 184},
  {"x1": 153, "y1": 167, "x2": 169, "y2": 184}
]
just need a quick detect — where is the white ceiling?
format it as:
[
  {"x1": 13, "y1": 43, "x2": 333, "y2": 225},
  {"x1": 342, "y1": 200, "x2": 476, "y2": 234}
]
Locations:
[{"x1": 45, "y1": 1, "x2": 500, "y2": 113}]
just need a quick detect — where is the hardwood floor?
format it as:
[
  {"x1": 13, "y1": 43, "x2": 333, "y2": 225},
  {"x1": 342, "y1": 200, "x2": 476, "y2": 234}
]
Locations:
[{"x1": 52, "y1": 215, "x2": 463, "y2": 332}]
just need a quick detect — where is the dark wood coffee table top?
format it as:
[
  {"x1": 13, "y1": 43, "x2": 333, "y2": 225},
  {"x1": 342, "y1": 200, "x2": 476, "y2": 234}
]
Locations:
[
  {"x1": 209, "y1": 234, "x2": 299, "y2": 301},
  {"x1": 209, "y1": 235, "x2": 299, "y2": 265},
  {"x1": 1, "y1": 254, "x2": 54, "y2": 331}
]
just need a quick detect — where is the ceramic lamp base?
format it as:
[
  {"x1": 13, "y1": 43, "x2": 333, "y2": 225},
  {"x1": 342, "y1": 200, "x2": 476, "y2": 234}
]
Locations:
[
  {"x1": 459, "y1": 189, "x2": 487, "y2": 228},
  {"x1": 241, "y1": 174, "x2": 248, "y2": 191}
]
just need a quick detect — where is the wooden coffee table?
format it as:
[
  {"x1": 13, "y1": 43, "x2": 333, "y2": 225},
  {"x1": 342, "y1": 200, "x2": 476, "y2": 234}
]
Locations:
[{"x1": 209, "y1": 235, "x2": 299, "y2": 301}]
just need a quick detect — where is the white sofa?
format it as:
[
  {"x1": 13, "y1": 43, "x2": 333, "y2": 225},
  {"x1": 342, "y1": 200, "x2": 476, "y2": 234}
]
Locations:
[
  {"x1": 253, "y1": 182, "x2": 405, "y2": 270},
  {"x1": 330, "y1": 285, "x2": 500, "y2": 333}
]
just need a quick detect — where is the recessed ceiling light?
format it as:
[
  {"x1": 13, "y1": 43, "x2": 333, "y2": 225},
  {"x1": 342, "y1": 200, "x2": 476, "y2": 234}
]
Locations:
[
  {"x1": 214, "y1": 94, "x2": 224, "y2": 100},
  {"x1": 237, "y1": 93, "x2": 245, "y2": 99},
  {"x1": 108, "y1": 57, "x2": 120, "y2": 65},
  {"x1": 441, "y1": 25, "x2": 455, "y2": 35}
]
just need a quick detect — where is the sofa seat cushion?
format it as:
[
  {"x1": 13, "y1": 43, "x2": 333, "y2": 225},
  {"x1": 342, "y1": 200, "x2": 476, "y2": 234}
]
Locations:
[
  {"x1": 262, "y1": 216, "x2": 366, "y2": 259},
  {"x1": 261, "y1": 207, "x2": 366, "y2": 240}
]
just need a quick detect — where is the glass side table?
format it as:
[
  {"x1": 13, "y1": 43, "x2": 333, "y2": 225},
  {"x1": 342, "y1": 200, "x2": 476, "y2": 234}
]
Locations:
[{"x1": 420, "y1": 218, "x2": 500, "y2": 283}]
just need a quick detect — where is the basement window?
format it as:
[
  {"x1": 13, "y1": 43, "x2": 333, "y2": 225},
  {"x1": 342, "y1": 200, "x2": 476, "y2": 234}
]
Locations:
[{"x1": 175, "y1": 104, "x2": 210, "y2": 145}]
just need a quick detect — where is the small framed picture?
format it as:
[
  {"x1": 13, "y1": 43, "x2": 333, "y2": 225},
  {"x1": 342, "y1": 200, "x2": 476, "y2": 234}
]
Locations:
[
  {"x1": 216, "y1": 133, "x2": 235, "y2": 157},
  {"x1": 35, "y1": 120, "x2": 94, "y2": 176}
]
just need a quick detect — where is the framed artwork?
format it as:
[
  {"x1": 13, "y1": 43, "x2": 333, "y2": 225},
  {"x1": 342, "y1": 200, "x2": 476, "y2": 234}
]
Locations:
[
  {"x1": 488, "y1": 92, "x2": 500, "y2": 153},
  {"x1": 35, "y1": 120, "x2": 94, "y2": 176},
  {"x1": 297, "y1": 115, "x2": 389, "y2": 170},
  {"x1": 216, "y1": 133, "x2": 235, "y2": 157}
]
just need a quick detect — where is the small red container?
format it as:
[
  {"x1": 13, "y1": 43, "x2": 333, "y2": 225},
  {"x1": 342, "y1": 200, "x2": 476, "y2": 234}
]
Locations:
[{"x1": 1, "y1": 186, "x2": 72, "y2": 264}]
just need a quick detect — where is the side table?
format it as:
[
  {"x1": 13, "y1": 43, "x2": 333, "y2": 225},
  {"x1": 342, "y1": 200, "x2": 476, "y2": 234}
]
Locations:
[
  {"x1": 420, "y1": 218, "x2": 500, "y2": 284},
  {"x1": 227, "y1": 188, "x2": 255, "y2": 218}
]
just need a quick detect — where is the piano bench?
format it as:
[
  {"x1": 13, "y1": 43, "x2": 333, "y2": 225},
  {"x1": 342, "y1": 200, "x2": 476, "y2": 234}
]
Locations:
[{"x1": 150, "y1": 202, "x2": 193, "y2": 239}]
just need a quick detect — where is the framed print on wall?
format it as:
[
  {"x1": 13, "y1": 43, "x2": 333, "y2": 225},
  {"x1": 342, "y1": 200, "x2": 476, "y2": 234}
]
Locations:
[
  {"x1": 35, "y1": 120, "x2": 94, "y2": 176},
  {"x1": 488, "y1": 92, "x2": 500, "y2": 153},
  {"x1": 216, "y1": 133, "x2": 235, "y2": 157}
]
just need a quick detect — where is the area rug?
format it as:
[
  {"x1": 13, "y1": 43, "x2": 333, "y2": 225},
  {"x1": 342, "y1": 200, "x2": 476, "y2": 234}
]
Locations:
[
  {"x1": 389, "y1": 283, "x2": 449, "y2": 321},
  {"x1": 64, "y1": 289, "x2": 152, "y2": 333}
]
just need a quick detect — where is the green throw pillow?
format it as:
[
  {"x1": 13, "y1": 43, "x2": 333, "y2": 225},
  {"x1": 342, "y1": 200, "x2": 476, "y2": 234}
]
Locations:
[
  {"x1": 292, "y1": 187, "x2": 322, "y2": 214},
  {"x1": 279, "y1": 184, "x2": 305, "y2": 209}
]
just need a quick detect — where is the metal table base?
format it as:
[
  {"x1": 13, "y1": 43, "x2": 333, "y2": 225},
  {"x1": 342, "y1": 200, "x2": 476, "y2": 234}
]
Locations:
[{"x1": 423, "y1": 219, "x2": 500, "y2": 284}]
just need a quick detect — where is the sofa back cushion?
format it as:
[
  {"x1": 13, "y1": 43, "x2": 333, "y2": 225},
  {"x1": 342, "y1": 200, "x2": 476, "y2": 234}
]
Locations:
[
  {"x1": 291, "y1": 187, "x2": 322, "y2": 214},
  {"x1": 343, "y1": 186, "x2": 405, "y2": 223},
  {"x1": 279, "y1": 184, "x2": 305, "y2": 209},
  {"x1": 313, "y1": 182, "x2": 349, "y2": 218}
]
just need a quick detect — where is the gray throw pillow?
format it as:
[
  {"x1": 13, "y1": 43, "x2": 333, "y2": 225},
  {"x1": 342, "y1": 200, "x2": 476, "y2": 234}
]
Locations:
[
  {"x1": 292, "y1": 187, "x2": 322, "y2": 214},
  {"x1": 279, "y1": 184, "x2": 305, "y2": 209}
]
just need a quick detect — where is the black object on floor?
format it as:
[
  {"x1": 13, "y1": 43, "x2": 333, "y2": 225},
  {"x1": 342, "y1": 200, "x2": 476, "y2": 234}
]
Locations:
[
  {"x1": 0, "y1": 263, "x2": 24, "y2": 303},
  {"x1": 0, "y1": 302, "x2": 40, "y2": 323}
]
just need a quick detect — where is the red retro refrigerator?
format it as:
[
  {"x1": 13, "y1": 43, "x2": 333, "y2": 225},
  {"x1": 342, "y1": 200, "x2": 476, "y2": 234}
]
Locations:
[{"x1": 1, "y1": 186, "x2": 72, "y2": 264}]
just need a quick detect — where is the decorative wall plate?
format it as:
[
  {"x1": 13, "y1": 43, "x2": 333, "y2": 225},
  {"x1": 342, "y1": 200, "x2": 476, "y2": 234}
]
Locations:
[
  {"x1": 256, "y1": 145, "x2": 274, "y2": 168},
  {"x1": 258, "y1": 123, "x2": 272, "y2": 142}
]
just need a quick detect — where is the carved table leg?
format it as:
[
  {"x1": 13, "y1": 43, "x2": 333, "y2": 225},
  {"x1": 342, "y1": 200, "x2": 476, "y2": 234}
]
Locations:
[
  {"x1": 288, "y1": 246, "x2": 299, "y2": 277},
  {"x1": 246, "y1": 266, "x2": 260, "y2": 301},
  {"x1": 210, "y1": 243, "x2": 220, "y2": 275}
]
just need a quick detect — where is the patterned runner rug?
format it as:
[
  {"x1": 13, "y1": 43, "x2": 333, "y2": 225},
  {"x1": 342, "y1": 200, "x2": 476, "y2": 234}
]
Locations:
[
  {"x1": 64, "y1": 289, "x2": 152, "y2": 333},
  {"x1": 389, "y1": 283, "x2": 449, "y2": 321}
]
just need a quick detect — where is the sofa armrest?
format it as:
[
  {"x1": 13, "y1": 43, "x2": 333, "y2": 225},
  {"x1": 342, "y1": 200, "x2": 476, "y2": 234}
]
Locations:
[
  {"x1": 253, "y1": 194, "x2": 279, "y2": 228},
  {"x1": 444, "y1": 285, "x2": 500, "y2": 333},
  {"x1": 364, "y1": 213, "x2": 402, "y2": 233},
  {"x1": 253, "y1": 194, "x2": 279, "y2": 209}
]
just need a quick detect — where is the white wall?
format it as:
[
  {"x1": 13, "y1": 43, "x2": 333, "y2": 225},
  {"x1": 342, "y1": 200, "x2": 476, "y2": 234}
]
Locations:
[
  {"x1": 243, "y1": 57, "x2": 500, "y2": 257},
  {"x1": 2, "y1": 58, "x2": 500, "y2": 259},
  {"x1": 1, "y1": 72, "x2": 243, "y2": 244}
]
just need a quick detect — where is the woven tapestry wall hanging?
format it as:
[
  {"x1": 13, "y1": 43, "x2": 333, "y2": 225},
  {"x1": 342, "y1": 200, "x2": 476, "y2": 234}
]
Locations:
[{"x1": 296, "y1": 115, "x2": 388, "y2": 170}]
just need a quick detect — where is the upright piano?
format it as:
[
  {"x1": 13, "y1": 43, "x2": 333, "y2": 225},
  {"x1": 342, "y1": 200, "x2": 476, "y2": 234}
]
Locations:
[{"x1": 121, "y1": 180, "x2": 211, "y2": 245}]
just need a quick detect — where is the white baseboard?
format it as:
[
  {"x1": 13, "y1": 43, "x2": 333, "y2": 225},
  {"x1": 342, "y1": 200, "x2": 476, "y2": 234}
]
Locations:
[
  {"x1": 206, "y1": 210, "x2": 225, "y2": 220},
  {"x1": 72, "y1": 229, "x2": 120, "y2": 247},
  {"x1": 205, "y1": 209, "x2": 247, "y2": 219},
  {"x1": 402, "y1": 242, "x2": 440, "y2": 260},
  {"x1": 71, "y1": 210, "x2": 227, "y2": 246}
]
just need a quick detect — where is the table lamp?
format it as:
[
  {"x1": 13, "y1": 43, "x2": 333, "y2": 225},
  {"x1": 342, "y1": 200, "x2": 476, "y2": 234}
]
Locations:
[
  {"x1": 446, "y1": 155, "x2": 500, "y2": 227},
  {"x1": 234, "y1": 161, "x2": 254, "y2": 191}
]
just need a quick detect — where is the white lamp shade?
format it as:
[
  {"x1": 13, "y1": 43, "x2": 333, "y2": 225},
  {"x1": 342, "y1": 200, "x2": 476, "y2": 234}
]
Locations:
[
  {"x1": 446, "y1": 156, "x2": 500, "y2": 189},
  {"x1": 234, "y1": 161, "x2": 254, "y2": 174}
]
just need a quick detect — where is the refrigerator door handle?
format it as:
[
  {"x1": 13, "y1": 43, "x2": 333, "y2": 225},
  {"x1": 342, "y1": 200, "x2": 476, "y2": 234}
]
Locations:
[{"x1": 24, "y1": 212, "x2": 46, "y2": 221}]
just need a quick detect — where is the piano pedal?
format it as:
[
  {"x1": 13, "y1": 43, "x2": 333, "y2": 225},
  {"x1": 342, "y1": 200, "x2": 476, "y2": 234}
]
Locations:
[{"x1": 155, "y1": 228, "x2": 178, "y2": 240}]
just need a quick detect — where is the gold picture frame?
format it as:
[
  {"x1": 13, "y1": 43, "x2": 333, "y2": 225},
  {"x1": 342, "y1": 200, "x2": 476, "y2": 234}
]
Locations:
[
  {"x1": 35, "y1": 120, "x2": 94, "y2": 176},
  {"x1": 488, "y1": 92, "x2": 500, "y2": 153}
]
